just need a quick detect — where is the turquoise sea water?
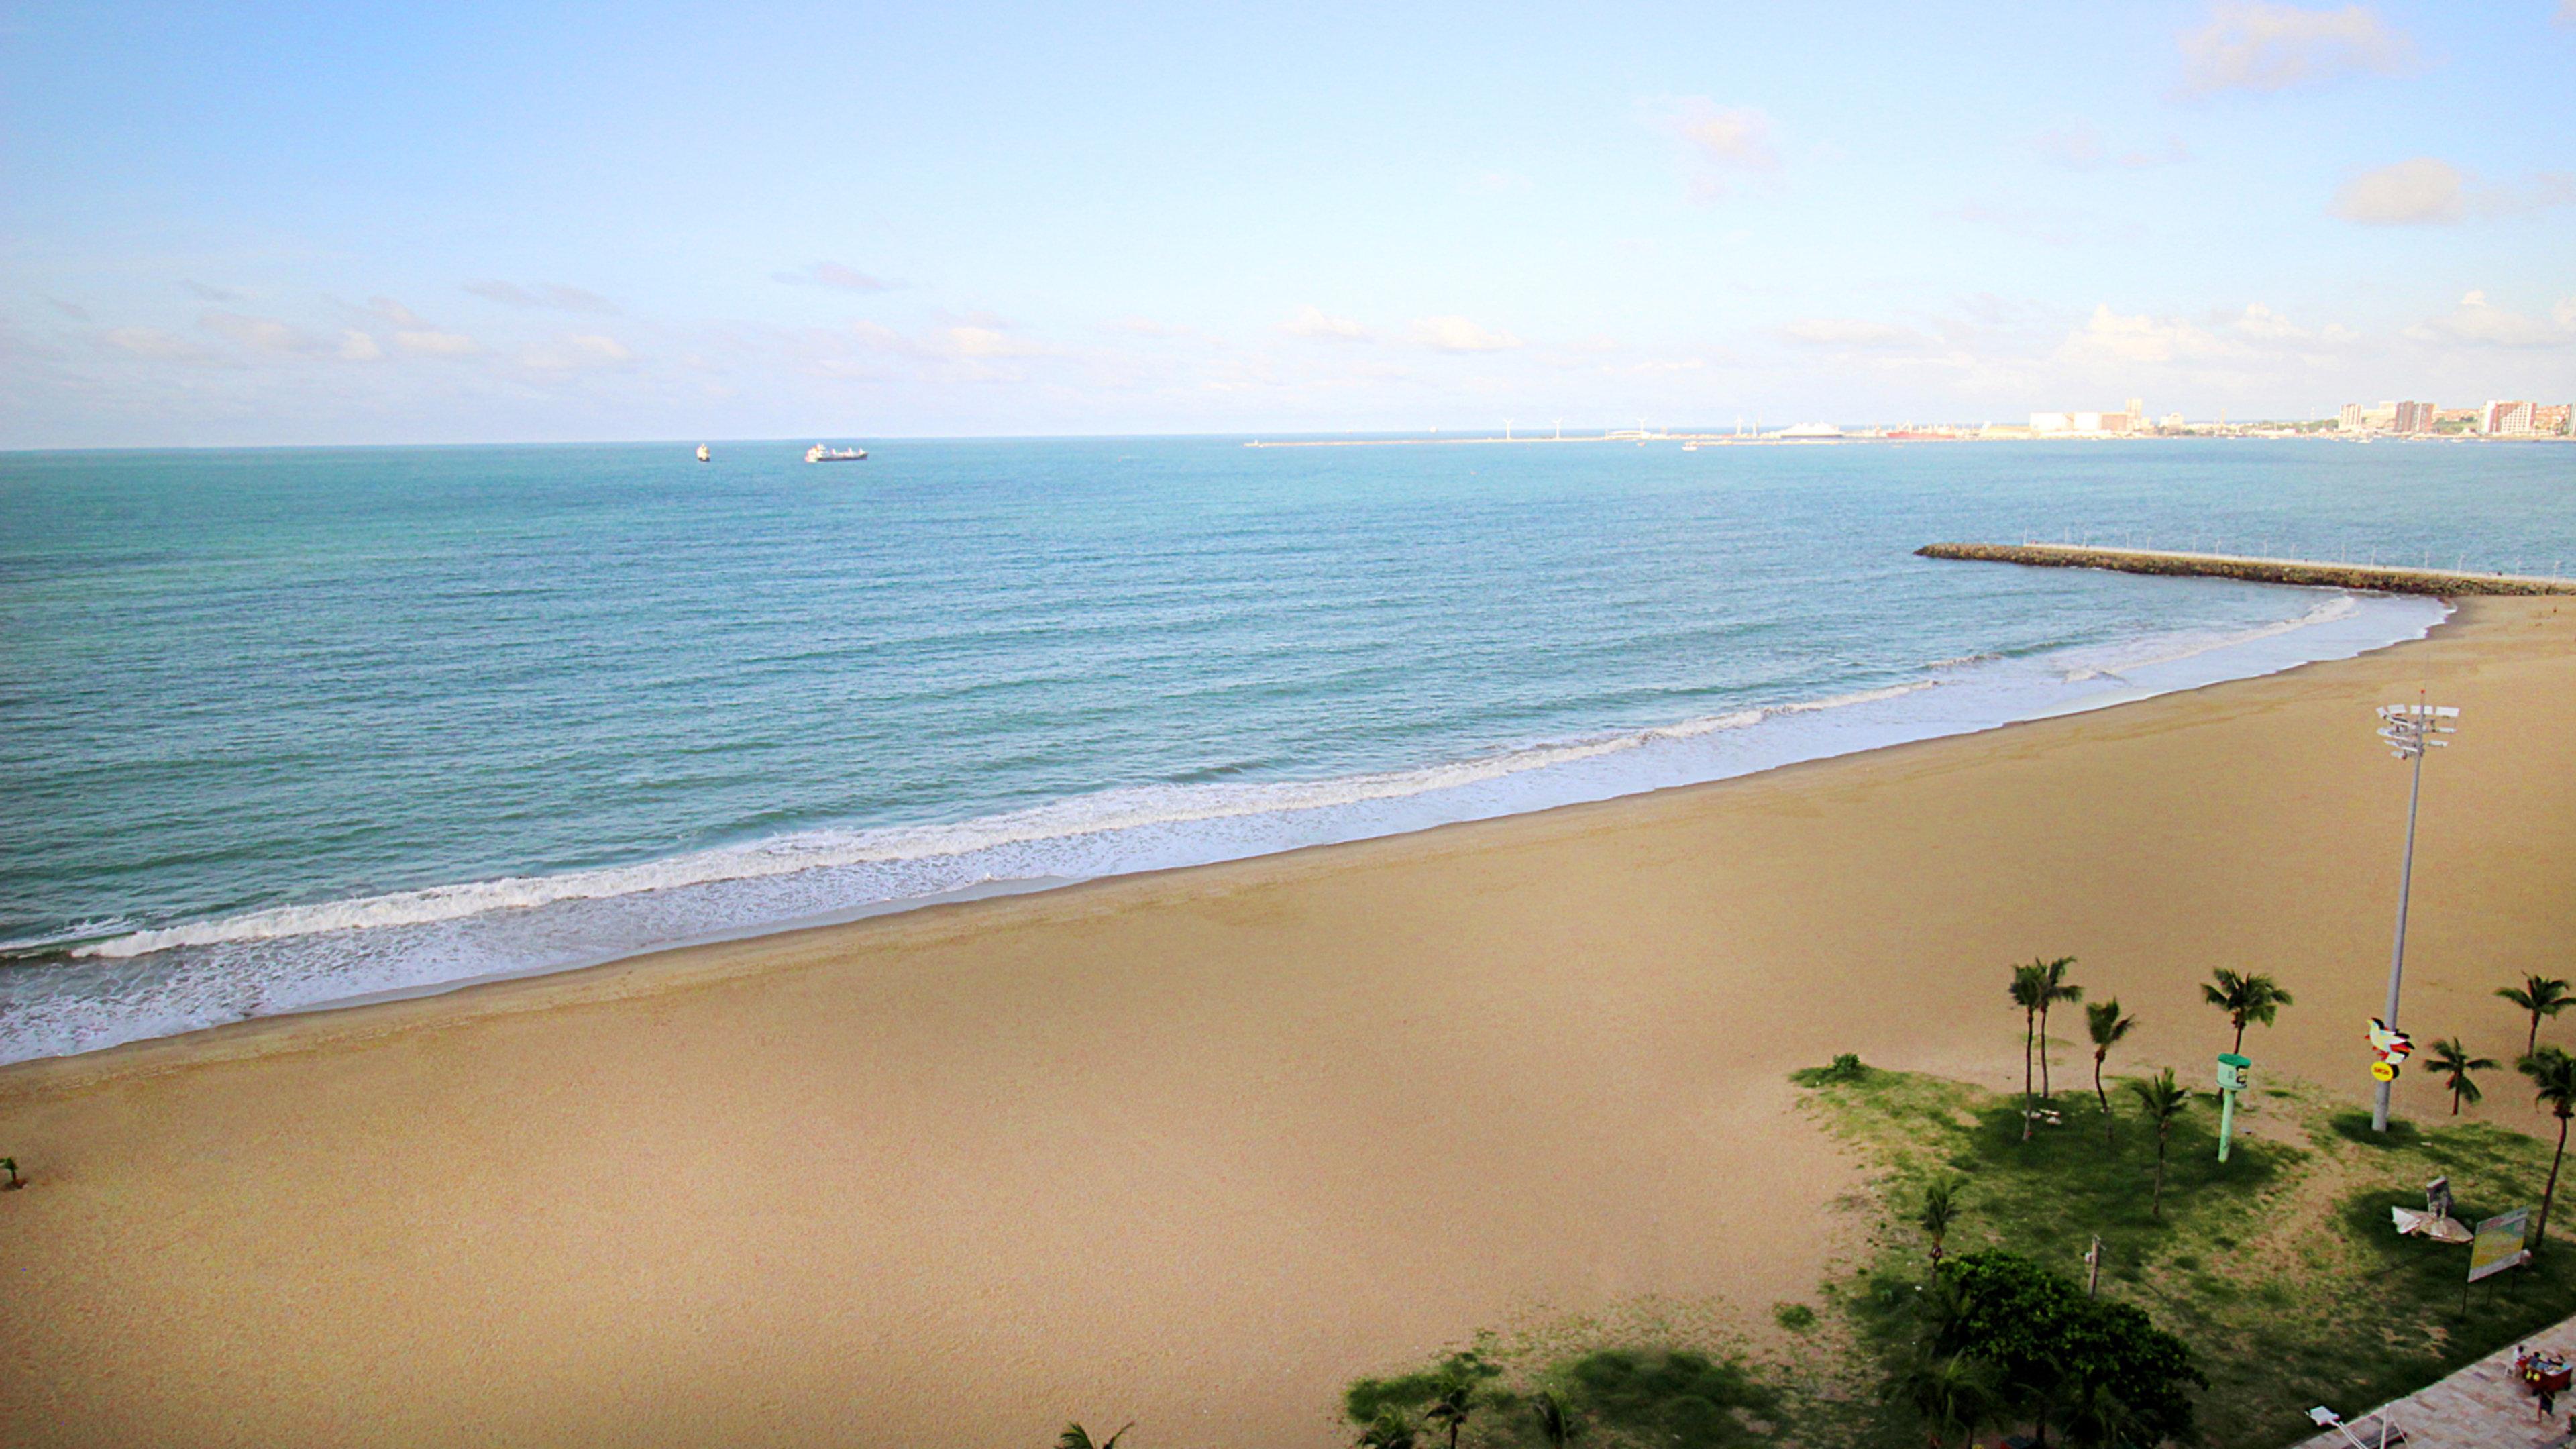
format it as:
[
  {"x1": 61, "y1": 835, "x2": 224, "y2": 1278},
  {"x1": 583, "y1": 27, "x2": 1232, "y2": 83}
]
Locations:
[{"x1": 2, "y1": 437, "x2": 2567, "y2": 1062}]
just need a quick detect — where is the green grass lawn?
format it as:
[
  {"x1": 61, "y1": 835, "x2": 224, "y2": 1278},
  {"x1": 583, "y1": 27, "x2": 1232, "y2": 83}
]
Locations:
[
  {"x1": 1798, "y1": 1061, "x2": 2576, "y2": 1447},
  {"x1": 1332, "y1": 1061, "x2": 2576, "y2": 1448}
]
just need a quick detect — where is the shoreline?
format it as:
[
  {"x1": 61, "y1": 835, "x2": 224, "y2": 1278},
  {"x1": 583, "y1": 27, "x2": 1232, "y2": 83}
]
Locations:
[{"x1": 3, "y1": 584, "x2": 2445, "y2": 1067}]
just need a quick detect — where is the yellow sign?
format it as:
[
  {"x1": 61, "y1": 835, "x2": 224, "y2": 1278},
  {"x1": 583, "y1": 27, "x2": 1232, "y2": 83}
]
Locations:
[{"x1": 2371, "y1": 1062, "x2": 2397, "y2": 1082}]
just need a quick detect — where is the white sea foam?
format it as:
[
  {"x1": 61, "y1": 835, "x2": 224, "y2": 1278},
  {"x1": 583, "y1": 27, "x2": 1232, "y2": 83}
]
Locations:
[
  {"x1": 2059, "y1": 593, "x2": 2361, "y2": 681},
  {"x1": 0, "y1": 918, "x2": 139, "y2": 957},
  {"x1": 74, "y1": 683, "x2": 1941, "y2": 961},
  {"x1": 4, "y1": 589, "x2": 2449, "y2": 1065}
]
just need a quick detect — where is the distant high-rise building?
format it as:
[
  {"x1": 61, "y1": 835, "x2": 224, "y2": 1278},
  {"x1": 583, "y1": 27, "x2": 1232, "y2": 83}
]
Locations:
[
  {"x1": 2125, "y1": 396, "x2": 2143, "y2": 420},
  {"x1": 2161, "y1": 411, "x2": 2186, "y2": 430},
  {"x1": 2392, "y1": 400, "x2": 2436, "y2": 433},
  {"x1": 2484, "y1": 400, "x2": 2537, "y2": 436},
  {"x1": 2338, "y1": 402, "x2": 2366, "y2": 431},
  {"x1": 2030, "y1": 411, "x2": 2073, "y2": 434},
  {"x1": 2535, "y1": 403, "x2": 2573, "y2": 436}
]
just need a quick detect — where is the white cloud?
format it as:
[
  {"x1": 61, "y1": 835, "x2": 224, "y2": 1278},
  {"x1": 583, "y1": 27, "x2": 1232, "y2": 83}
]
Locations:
[
  {"x1": 465, "y1": 280, "x2": 619, "y2": 314},
  {"x1": 368, "y1": 296, "x2": 425, "y2": 327},
  {"x1": 199, "y1": 310, "x2": 324, "y2": 354},
  {"x1": 840, "y1": 317, "x2": 1048, "y2": 366},
  {"x1": 2562, "y1": 0, "x2": 2575, "y2": 24},
  {"x1": 1410, "y1": 315, "x2": 1522, "y2": 352},
  {"x1": 1281, "y1": 305, "x2": 1370, "y2": 341},
  {"x1": 941, "y1": 325, "x2": 1041, "y2": 359},
  {"x1": 520, "y1": 333, "x2": 635, "y2": 370},
  {"x1": 2058, "y1": 305, "x2": 2233, "y2": 365},
  {"x1": 181, "y1": 280, "x2": 247, "y2": 302},
  {"x1": 102, "y1": 327, "x2": 209, "y2": 361},
  {"x1": 2332, "y1": 158, "x2": 2463, "y2": 223},
  {"x1": 2051, "y1": 301, "x2": 2360, "y2": 373},
  {"x1": 2232, "y1": 303, "x2": 2308, "y2": 341},
  {"x1": 1654, "y1": 99, "x2": 1780, "y2": 201},
  {"x1": 2036, "y1": 124, "x2": 2190, "y2": 171},
  {"x1": 1954, "y1": 202, "x2": 2146, "y2": 248},
  {"x1": 2332, "y1": 160, "x2": 2576, "y2": 224},
  {"x1": 48, "y1": 299, "x2": 91, "y2": 321},
  {"x1": 338, "y1": 330, "x2": 382, "y2": 361},
  {"x1": 1676, "y1": 105, "x2": 1776, "y2": 169},
  {"x1": 2178, "y1": 3, "x2": 2416, "y2": 94},
  {"x1": 2404, "y1": 290, "x2": 2576, "y2": 349},
  {"x1": 1776, "y1": 317, "x2": 1926, "y2": 350},
  {"x1": 394, "y1": 329, "x2": 477, "y2": 355},
  {"x1": 1102, "y1": 315, "x2": 1227, "y2": 345},
  {"x1": 775, "y1": 261, "x2": 895, "y2": 292}
]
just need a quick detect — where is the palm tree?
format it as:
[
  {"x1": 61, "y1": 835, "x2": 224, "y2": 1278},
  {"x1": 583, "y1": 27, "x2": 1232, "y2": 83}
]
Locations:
[
  {"x1": 1531, "y1": 1389, "x2": 1576, "y2": 1448},
  {"x1": 1424, "y1": 1381, "x2": 1474, "y2": 1449},
  {"x1": 2010, "y1": 963, "x2": 2051, "y2": 1140},
  {"x1": 2522, "y1": 1046, "x2": 2576, "y2": 1252},
  {"x1": 2128, "y1": 1068, "x2": 2190, "y2": 1220},
  {"x1": 2498, "y1": 975, "x2": 2573, "y2": 1058},
  {"x1": 2036, "y1": 956, "x2": 2083, "y2": 1101},
  {"x1": 1919, "y1": 1176, "x2": 1964, "y2": 1267},
  {"x1": 1356, "y1": 1409, "x2": 1419, "y2": 1449},
  {"x1": 2428, "y1": 1038, "x2": 2499, "y2": 1116},
  {"x1": 2201, "y1": 969, "x2": 2294, "y2": 1055},
  {"x1": 2062, "y1": 1374, "x2": 2139, "y2": 1449},
  {"x1": 1057, "y1": 1423, "x2": 1132, "y2": 1449},
  {"x1": 2086, "y1": 999, "x2": 2138, "y2": 1144},
  {"x1": 1897, "y1": 1351, "x2": 2000, "y2": 1449}
]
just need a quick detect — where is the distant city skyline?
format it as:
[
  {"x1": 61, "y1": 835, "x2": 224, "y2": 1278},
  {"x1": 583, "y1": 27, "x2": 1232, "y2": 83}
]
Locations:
[{"x1": 3, "y1": 0, "x2": 2573, "y2": 447}]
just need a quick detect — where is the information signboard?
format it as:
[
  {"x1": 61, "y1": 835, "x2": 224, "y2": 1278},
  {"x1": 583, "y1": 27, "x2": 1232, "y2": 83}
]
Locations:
[{"x1": 2469, "y1": 1208, "x2": 2532, "y2": 1283}]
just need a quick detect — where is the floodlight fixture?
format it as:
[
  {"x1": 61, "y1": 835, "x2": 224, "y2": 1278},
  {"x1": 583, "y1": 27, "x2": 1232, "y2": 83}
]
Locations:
[{"x1": 2369, "y1": 695, "x2": 2459, "y2": 1133}]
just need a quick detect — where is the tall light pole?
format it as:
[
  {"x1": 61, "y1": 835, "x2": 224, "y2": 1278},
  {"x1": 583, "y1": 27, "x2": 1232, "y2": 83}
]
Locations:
[{"x1": 2371, "y1": 697, "x2": 2459, "y2": 1132}]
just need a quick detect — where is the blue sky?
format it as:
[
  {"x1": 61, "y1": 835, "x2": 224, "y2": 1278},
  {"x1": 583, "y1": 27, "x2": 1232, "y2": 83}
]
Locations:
[{"x1": 3, "y1": 0, "x2": 2572, "y2": 445}]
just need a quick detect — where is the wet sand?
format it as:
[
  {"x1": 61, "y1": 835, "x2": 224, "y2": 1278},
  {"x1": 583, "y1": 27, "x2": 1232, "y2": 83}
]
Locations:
[{"x1": 3, "y1": 596, "x2": 2571, "y2": 1448}]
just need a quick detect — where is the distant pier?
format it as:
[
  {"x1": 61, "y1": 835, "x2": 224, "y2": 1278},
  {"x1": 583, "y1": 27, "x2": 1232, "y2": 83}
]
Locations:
[{"x1": 1917, "y1": 543, "x2": 2576, "y2": 596}]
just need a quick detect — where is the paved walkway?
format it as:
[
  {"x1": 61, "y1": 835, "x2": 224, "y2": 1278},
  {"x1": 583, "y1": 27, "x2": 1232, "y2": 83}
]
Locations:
[{"x1": 2294, "y1": 1311, "x2": 2576, "y2": 1448}]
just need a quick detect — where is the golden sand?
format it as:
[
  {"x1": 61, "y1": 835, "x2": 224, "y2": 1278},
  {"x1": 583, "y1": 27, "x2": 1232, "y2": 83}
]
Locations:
[{"x1": 3, "y1": 597, "x2": 2571, "y2": 1448}]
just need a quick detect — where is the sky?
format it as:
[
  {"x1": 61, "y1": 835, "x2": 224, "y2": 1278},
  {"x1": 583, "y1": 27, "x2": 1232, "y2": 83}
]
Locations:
[{"x1": 2, "y1": 0, "x2": 2573, "y2": 446}]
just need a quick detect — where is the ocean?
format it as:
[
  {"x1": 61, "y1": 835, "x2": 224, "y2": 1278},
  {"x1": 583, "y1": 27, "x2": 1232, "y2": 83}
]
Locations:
[{"x1": 3, "y1": 436, "x2": 2567, "y2": 1063}]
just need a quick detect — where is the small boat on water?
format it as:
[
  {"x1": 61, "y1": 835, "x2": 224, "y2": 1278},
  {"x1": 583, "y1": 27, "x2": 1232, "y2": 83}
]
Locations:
[
  {"x1": 805, "y1": 443, "x2": 868, "y2": 462},
  {"x1": 696, "y1": 445, "x2": 711, "y2": 462}
]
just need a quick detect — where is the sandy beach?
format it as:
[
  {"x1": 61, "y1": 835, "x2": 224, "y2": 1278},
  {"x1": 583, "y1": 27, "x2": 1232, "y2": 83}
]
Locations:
[{"x1": 3, "y1": 594, "x2": 2572, "y2": 1448}]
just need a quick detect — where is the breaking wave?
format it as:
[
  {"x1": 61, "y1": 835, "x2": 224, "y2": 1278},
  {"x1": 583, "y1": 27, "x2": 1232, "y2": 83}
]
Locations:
[
  {"x1": 1, "y1": 590, "x2": 2447, "y2": 1064},
  {"x1": 74, "y1": 681, "x2": 1941, "y2": 961}
]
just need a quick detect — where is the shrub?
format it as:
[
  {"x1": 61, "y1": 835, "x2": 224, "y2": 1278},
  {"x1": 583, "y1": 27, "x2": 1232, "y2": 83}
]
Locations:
[
  {"x1": 1567, "y1": 1348, "x2": 1778, "y2": 1448},
  {"x1": 1935, "y1": 1250, "x2": 2204, "y2": 1443}
]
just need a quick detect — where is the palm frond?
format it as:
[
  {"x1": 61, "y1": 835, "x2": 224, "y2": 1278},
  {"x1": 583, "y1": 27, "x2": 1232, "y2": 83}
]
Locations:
[
  {"x1": 1530, "y1": 1389, "x2": 1574, "y2": 1448},
  {"x1": 2127, "y1": 1067, "x2": 2190, "y2": 1120}
]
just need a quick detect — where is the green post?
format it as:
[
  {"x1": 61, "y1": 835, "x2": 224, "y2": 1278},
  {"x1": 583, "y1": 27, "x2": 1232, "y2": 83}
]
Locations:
[{"x1": 2216, "y1": 1053, "x2": 2251, "y2": 1163}]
